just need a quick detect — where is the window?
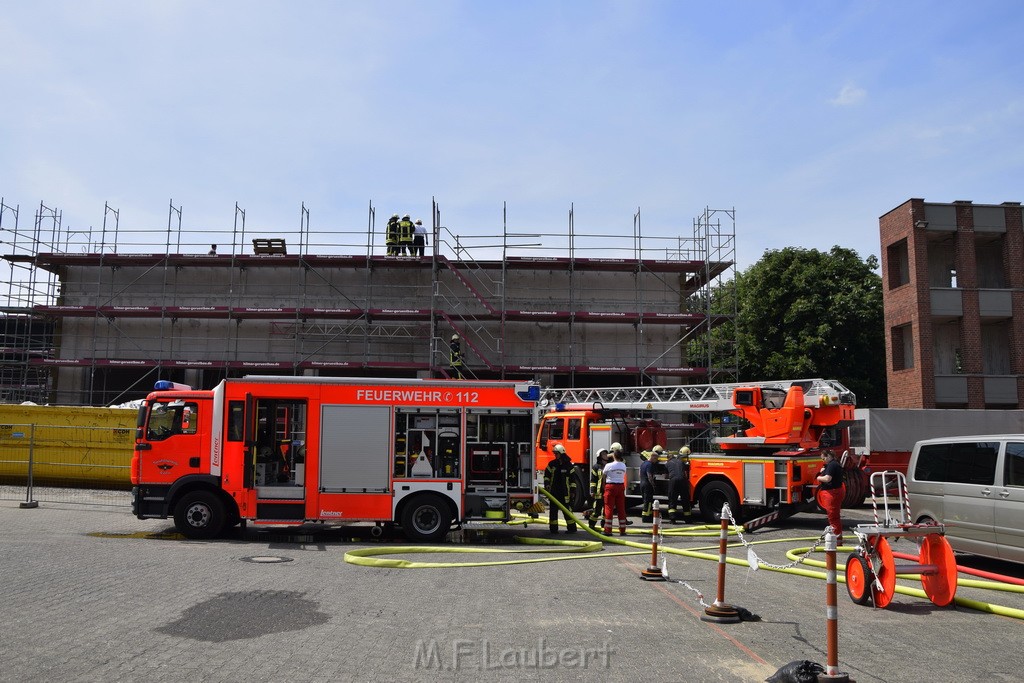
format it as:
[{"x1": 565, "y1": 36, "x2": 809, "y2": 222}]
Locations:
[
  {"x1": 891, "y1": 324, "x2": 914, "y2": 370},
  {"x1": 228, "y1": 401, "x2": 244, "y2": 441},
  {"x1": 887, "y1": 239, "x2": 910, "y2": 289},
  {"x1": 543, "y1": 417, "x2": 565, "y2": 441},
  {"x1": 975, "y1": 238, "x2": 1006, "y2": 288},
  {"x1": 981, "y1": 322, "x2": 1011, "y2": 374},
  {"x1": 567, "y1": 418, "x2": 582, "y2": 440},
  {"x1": 1005, "y1": 443, "x2": 1024, "y2": 488},
  {"x1": 146, "y1": 400, "x2": 199, "y2": 441},
  {"x1": 914, "y1": 441, "x2": 998, "y2": 485}
]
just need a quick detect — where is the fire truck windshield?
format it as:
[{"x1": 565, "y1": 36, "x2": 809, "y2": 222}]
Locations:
[{"x1": 145, "y1": 400, "x2": 198, "y2": 441}]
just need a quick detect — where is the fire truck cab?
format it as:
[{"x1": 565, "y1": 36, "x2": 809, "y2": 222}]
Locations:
[{"x1": 132, "y1": 376, "x2": 540, "y2": 541}]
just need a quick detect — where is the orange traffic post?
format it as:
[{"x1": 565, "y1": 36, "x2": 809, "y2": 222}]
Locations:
[
  {"x1": 701, "y1": 503, "x2": 741, "y2": 623},
  {"x1": 641, "y1": 500, "x2": 666, "y2": 581},
  {"x1": 819, "y1": 529, "x2": 853, "y2": 682}
]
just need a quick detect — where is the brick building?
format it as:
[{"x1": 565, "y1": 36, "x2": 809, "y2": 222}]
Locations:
[
  {"x1": 1, "y1": 200, "x2": 738, "y2": 406},
  {"x1": 880, "y1": 199, "x2": 1024, "y2": 408}
]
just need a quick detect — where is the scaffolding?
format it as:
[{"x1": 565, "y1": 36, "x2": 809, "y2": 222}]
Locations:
[{"x1": 1, "y1": 197, "x2": 737, "y2": 405}]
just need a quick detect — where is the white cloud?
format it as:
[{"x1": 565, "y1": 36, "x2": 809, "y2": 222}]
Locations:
[{"x1": 830, "y1": 83, "x2": 867, "y2": 106}]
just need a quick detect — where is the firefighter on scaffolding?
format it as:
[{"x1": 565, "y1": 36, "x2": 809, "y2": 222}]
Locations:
[
  {"x1": 398, "y1": 214, "x2": 415, "y2": 256},
  {"x1": 385, "y1": 213, "x2": 400, "y2": 256},
  {"x1": 449, "y1": 334, "x2": 464, "y2": 379}
]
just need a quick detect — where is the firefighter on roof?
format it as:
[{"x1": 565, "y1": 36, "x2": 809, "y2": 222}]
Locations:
[
  {"x1": 544, "y1": 444, "x2": 578, "y2": 534},
  {"x1": 385, "y1": 214, "x2": 400, "y2": 256},
  {"x1": 398, "y1": 214, "x2": 414, "y2": 256}
]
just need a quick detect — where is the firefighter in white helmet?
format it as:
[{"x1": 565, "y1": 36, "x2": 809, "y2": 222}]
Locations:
[
  {"x1": 412, "y1": 219, "x2": 427, "y2": 257},
  {"x1": 640, "y1": 445, "x2": 663, "y2": 522},
  {"x1": 543, "y1": 444, "x2": 577, "y2": 534},
  {"x1": 602, "y1": 443, "x2": 628, "y2": 535}
]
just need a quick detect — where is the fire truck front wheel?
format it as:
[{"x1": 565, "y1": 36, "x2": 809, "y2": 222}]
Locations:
[
  {"x1": 698, "y1": 481, "x2": 741, "y2": 524},
  {"x1": 401, "y1": 495, "x2": 453, "y2": 543},
  {"x1": 174, "y1": 490, "x2": 227, "y2": 539}
]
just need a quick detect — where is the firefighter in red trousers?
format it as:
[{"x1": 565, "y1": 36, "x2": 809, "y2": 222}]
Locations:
[
  {"x1": 602, "y1": 443, "x2": 628, "y2": 536},
  {"x1": 816, "y1": 450, "x2": 846, "y2": 544}
]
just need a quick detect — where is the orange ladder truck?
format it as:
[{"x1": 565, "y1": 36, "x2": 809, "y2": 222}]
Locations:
[
  {"x1": 534, "y1": 378, "x2": 859, "y2": 528},
  {"x1": 132, "y1": 376, "x2": 541, "y2": 541}
]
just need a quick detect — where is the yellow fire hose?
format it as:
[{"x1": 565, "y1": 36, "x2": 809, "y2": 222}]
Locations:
[{"x1": 342, "y1": 488, "x2": 1024, "y2": 620}]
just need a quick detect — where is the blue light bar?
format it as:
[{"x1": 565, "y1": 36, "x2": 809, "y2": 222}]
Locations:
[{"x1": 154, "y1": 380, "x2": 193, "y2": 391}]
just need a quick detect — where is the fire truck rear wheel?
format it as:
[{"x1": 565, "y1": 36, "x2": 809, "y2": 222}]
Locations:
[
  {"x1": 174, "y1": 490, "x2": 227, "y2": 539},
  {"x1": 401, "y1": 495, "x2": 453, "y2": 543},
  {"x1": 698, "y1": 481, "x2": 741, "y2": 524}
]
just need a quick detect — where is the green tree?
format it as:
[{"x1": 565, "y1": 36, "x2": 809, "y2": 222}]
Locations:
[{"x1": 736, "y1": 246, "x2": 886, "y2": 407}]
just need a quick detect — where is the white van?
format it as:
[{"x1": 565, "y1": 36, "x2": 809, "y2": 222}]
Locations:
[{"x1": 906, "y1": 435, "x2": 1024, "y2": 564}]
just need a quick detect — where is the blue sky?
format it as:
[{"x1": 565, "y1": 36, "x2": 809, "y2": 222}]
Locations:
[{"x1": 2, "y1": 1, "x2": 1023, "y2": 269}]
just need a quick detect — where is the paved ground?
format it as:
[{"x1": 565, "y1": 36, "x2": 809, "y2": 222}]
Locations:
[{"x1": 2, "y1": 499, "x2": 1023, "y2": 683}]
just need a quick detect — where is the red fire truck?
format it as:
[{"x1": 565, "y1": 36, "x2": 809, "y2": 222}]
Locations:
[
  {"x1": 132, "y1": 376, "x2": 541, "y2": 541},
  {"x1": 535, "y1": 378, "x2": 859, "y2": 528}
]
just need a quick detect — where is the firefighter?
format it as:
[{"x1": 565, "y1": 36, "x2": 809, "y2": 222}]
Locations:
[
  {"x1": 588, "y1": 448, "x2": 609, "y2": 530},
  {"x1": 398, "y1": 214, "x2": 415, "y2": 256},
  {"x1": 449, "y1": 334, "x2": 464, "y2": 379},
  {"x1": 602, "y1": 443, "x2": 628, "y2": 536},
  {"x1": 665, "y1": 446, "x2": 692, "y2": 523},
  {"x1": 412, "y1": 219, "x2": 427, "y2": 257},
  {"x1": 544, "y1": 444, "x2": 578, "y2": 534},
  {"x1": 639, "y1": 447, "x2": 659, "y2": 523},
  {"x1": 385, "y1": 213, "x2": 400, "y2": 256},
  {"x1": 816, "y1": 450, "x2": 846, "y2": 544}
]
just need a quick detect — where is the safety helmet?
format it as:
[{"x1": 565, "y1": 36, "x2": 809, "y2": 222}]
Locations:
[
  {"x1": 403, "y1": 214, "x2": 410, "y2": 219},
  {"x1": 415, "y1": 219, "x2": 423, "y2": 225},
  {"x1": 392, "y1": 213, "x2": 399, "y2": 218},
  {"x1": 596, "y1": 448, "x2": 609, "y2": 457},
  {"x1": 679, "y1": 446, "x2": 691, "y2": 457},
  {"x1": 553, "y1": 444, "x2": 566, "y2": 454},
  {"x1": 610, "y1": 442, "x2": 622, "y2": 452},
  {"x1": 451, "y1": 334, "x2": 459, "y2": 341}
]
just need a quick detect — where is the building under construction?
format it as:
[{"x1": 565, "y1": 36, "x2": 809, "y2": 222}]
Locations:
[{"x1": 1, "y1": 198, "x2": 737, "y2": 406}]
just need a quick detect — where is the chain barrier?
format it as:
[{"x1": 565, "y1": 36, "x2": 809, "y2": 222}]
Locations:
[
  {"x1": 667, "y1": 578, "x2": 712, "y2": 609},
  {"x1": 721, "y1": 503, "x2": 830, "y2": 572}
]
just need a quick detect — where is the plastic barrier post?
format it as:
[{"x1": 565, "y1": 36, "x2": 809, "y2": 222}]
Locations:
[
  {"x1": 701, "y1": 503, "x2": 741, "y2": 623},
  {"x1": 641, "y1": 501, "x2": 666, "y2": 581},
  {"x1": 19, "y1": 424, "x2": 39, "y2": 509},
  {"x1": 819, "y1": 529, "x2": 853, "y2": 682}
]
